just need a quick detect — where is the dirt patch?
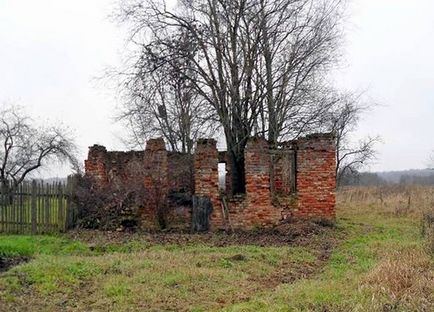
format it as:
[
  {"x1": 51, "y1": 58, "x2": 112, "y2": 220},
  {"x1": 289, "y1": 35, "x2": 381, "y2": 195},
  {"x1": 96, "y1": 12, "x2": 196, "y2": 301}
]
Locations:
[
  {"x1": 0, "y1": 256, "x2": 30, "y2": 273},
  {"x1": 253, "y1": 231, "x2": 338, "y2": 288},
  {"x1": 67, "y1": 219, "x2": 336, "y2": 248}
]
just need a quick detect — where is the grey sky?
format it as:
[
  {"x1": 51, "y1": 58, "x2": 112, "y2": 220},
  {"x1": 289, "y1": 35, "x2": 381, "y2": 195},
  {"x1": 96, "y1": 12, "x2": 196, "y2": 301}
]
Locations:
[{"x1": 0, "y1": 0, "x2": 433, "y2": 176}]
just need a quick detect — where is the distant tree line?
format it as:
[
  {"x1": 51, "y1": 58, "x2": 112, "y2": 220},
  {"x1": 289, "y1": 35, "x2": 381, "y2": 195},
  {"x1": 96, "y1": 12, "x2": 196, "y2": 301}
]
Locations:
[
  {"x1": 339, "y1": 171, "x2": 386, "y2": 187},
  {"x1": 339, "y1": 170, "x2": 434, "y2": 187},
  {"x1": 398, "y1": 174, "x2": 434, "y2": 186}
]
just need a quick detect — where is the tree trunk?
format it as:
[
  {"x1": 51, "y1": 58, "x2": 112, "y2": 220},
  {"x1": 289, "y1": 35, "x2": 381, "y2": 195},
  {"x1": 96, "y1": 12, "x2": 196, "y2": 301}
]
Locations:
[
  {"x1": 0, "y1": 180, "x2": 13, "y2": 205},
  {"x1": 228, "y1": 151, "x2": 246, "y2": 195}
]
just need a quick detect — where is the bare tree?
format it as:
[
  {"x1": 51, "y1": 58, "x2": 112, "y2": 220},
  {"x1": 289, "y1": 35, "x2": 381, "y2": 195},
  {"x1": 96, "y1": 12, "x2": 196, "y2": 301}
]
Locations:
[
  {"x1": 115, "y1": 27, "x2": 216, "y2": 153},
  {"x1": 115, "y1": 0, "x2": 347, "y2": 193},
  {"x1": 0, "y1": 104, "x2": 78, "y2": 200},
  {"x1": 324, "y1": 94, "x2": 380, "y2": 186}
]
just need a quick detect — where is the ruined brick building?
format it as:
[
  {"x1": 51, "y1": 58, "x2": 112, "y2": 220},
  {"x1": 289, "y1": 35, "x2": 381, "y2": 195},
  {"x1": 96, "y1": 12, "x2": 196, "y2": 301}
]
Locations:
[{"x1": 85, "y1": 133, "x2": 336, "y2": 230}]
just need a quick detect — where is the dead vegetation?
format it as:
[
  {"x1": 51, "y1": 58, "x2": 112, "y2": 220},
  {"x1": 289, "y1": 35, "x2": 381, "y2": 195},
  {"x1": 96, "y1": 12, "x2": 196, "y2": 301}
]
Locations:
[
  {"x1": 364, "y1": 248, "x2": 434, "y2": 310},
  {"x1": 338, "y1": 184, "x2": 434, "y2": 217},
  {"x1": 67, "y1": 218, "x2": 337, "y2": 248}
]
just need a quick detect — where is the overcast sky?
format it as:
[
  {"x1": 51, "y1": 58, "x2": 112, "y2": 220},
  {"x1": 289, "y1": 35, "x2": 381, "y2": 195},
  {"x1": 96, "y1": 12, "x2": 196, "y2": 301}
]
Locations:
[{"x1": 0, "y1": 0, "x2": 433, "y2": 176}]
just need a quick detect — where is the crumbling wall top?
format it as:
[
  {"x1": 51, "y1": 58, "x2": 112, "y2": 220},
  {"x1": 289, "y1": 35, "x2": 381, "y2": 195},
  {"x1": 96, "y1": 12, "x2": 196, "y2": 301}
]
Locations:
[
  {"x1": 88, "y1": 145, "x2": 107, "y2": 159},
  {"x1": 297, "y1": 132, "x2": 336, "y2": 151},
  {"x1": 146, "y1": 138, "x2": 166, "y2": 151}
]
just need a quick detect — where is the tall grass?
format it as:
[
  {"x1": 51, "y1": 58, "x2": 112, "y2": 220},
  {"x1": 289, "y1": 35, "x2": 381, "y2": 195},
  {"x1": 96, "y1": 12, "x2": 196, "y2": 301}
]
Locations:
[{"x1": 338, "y1": 184, "x2": 434, "y2": 217}]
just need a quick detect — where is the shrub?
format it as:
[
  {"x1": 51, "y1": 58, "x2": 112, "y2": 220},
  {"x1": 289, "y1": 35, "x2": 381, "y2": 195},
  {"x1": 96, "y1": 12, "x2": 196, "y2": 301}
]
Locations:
[{"x1": 73, "y1": 175, "x2": 144, "y2": 231}]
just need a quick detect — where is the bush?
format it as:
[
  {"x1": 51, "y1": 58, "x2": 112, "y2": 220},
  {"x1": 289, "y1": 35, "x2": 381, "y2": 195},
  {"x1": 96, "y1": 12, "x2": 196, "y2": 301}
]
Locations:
[{"x1": 73, "y1": 175, "x2": 144, "y2": 231}]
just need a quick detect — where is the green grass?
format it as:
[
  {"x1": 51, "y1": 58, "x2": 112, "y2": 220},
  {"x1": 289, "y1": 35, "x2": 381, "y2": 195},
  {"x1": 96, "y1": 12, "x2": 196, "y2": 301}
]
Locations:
[
  {"x1": 0, "y1": 235, "x2": 88, "y2": 257},
  {"x1": 0, "y1": 195, "x2": 433, "y2": 311},
  {"x1": 0, "y1": 236, "x2": 318, "y2": 311}
]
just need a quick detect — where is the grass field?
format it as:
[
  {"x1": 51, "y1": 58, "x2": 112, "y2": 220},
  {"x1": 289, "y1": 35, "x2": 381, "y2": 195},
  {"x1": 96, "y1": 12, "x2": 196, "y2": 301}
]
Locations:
[{"x1": 0, "y1": 186, "x2": 433, "y2": 311}]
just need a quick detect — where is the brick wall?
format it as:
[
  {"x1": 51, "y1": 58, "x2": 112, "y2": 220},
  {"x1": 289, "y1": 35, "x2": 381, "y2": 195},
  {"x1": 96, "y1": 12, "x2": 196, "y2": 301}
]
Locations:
[
  {"x1": 194, "y1": 139, "x2": 222, "y2": 229},
  {"x1": 191, "y1": 134, "x2": 336, "y2": 230},
  {"x1": 85, "y1": 133, "x2": 336, "y2": 231},
  {"x1": 168, "y1": 152, "x2": 193, "y2": 193},
  {"x1": 141, "y1": 138, "x2": 169, "y2": 228},
  {"x1": 84, "y1": 145, "x2": 109, "y2": 184},
  {"x1": 84, "y1": 139, "x2": 191, "y2": 229},
  {"x1": 243, "y1": 137, "x2": 281, "y2": 227},
  {"x1": 84, "y1": 145, "x2": 146, "y2": 187},
  {"x1": 294, "y1": 133, "x2": 336, "y2": 219},
  {"x1": 271, "y1": 147, "x2": 296, "y2": 195}
]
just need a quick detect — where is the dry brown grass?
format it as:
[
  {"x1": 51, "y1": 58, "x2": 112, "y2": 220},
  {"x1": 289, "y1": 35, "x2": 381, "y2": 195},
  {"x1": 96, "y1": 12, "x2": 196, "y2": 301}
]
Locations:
[
  {"x1": 338, "y1": 184, "x2": 434, "y2": 217},
  {"x1": 363, "y1": 247, "x2": 434, "y2": 310},
  {"x1": 422, "y1": 211, "x2": 434, "y2": 254}
]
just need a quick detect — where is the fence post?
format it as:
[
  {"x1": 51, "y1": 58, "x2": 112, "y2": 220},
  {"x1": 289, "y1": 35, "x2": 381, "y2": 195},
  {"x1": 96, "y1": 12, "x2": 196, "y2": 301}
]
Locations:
[
  {"x1": 44, "y1": 183, "x2": 50, "y2": 233},
  {"x1": 0, "y1": 183, "x2": 3, "y2": 233},
  {"x1": 66, "y1": 175, "x2": 78, "y2": 230},
  {"x1": 58, "y1": 183, "x2": 65, "y2": 232},
  {"x1": 31, "y1": 180, "x2": 37, "y2": 234},
  {"x1": 66, "y1": 176, "x2": 71, "y2": 230}
]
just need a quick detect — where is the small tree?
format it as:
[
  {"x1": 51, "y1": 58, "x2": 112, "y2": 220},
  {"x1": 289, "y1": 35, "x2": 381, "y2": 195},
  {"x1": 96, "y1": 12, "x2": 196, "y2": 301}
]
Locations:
[{"x1": 0, "y1": 104, "x2": 78, "y2": 201}]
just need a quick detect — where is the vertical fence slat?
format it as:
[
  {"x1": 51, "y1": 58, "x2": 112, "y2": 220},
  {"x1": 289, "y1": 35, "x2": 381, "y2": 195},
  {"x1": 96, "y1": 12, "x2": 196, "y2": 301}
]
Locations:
[
  {"x1": 58, "y1": 183, "x2": 64, "y2": 232},
  {"x1": 26, "y1": 182, "x2": 30, "y2": 232},
  {"x1": 23, "y1": 181, "x2": 27, "y2": 233},
  {"x1": 0, "y1": 179, "x2": 72, "y2": 235},
  {"x1": 19, "y1": 183, "x2": 23, "y2": 233},
  {"x1": 66, "y1": 175, "x2": 75, "y2": 230},
  {"x1": 44, "y1": 183, "x2": 49, "y2": 233},
  {"x1": 4, "y1": 184, "x2": 8, "y2": 233},
  {"x1": 6, "y1": 187, "x2": 9, "y2": 233},
  {"x1": 12, "y1": 188, "x2": 16, "y2": 234},
  {"x1": 39, "y1": 182, "x2": 43, "y2": 234},
  {"x1": 37, "y1": 182, "x2": 40, "y2": 234},
  {"x1": 21, "y1": 183, "x2": 25, "y2": 233},
  {"x1": 49, "y1": 183, "x2": 53, "y2": 231},
  {"x1": 0, "y1": 190, "x2": 4, "y2": 232},
  {"x1": 3, "y1": 181, "x2": 7, "y2": 233},
  {"x1": 50, "y1": 183, "x2": 54, "y2": 231},
  {"x1": 31, "y1": 180, "x2": 37, "y2": 234},
  {"x1": 66, "y1": 177, "x2": 71, "y2": 230}
]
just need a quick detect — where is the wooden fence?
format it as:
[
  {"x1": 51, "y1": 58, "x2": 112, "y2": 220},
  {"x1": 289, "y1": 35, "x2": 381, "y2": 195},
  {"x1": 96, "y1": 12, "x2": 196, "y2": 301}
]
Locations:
[{"x1": 0, "y1": 177, "x2": 78, "y2": 234}]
